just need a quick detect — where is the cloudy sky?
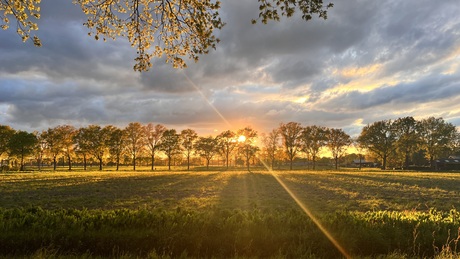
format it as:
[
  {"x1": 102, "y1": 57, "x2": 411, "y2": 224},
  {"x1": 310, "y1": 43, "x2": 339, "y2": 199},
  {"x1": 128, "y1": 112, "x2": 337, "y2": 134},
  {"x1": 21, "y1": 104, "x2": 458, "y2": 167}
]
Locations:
[{"x1": 1, "y1": 0, "x2": 460, "y2": 137}]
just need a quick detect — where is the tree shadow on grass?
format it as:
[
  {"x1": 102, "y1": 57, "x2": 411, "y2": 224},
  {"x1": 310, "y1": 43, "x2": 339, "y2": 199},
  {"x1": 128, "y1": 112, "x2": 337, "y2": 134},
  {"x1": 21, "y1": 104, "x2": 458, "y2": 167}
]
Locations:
[
  {"x1": 215, "y1": 171, "x2": 299, "y2": 211},
  {"x1": 0, "y1": 172, "x2": 228, "y2": 210},
  {"x1": 279, "y1": 171, "x2": 460, "y2": 212}
]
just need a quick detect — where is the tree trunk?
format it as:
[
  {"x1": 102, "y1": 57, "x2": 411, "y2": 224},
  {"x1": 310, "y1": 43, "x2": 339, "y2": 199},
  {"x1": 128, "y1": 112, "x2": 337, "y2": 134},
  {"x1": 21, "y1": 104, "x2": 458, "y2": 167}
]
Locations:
[
  {"x1": 312, "y1": 155, "x2": 316, "y2": 170},
  {"x1": 335, "y1": 156, "x2": 338, "y2": 170},
  {"x1": 187, "y1": 154, "x2": 190, "y2": 171},
  {"x1": 99, "y1": 158, "x2": 103, "y2": 171},
  {"x1": 20, "y1": 153, "x2": 24, "y2": 171},
  {"x1": 53, "y1": 156, "x2": 57, "y2": 171},
  {"x1": 289, "y1": 158, "x2": 293, "y2": 170},
  {"x1": 151, "y1": 154, "x2": 154, "y2": 171},
  {"x1": 133, "y1": 156, "x2": 136, "y2": 171},
  {"x1": 168, "y1": 153, "x2": 171, "y2": 171},
  {"x1": 83, "y1": 155, "x2": 87, "y2": 170},
  {"x1": 37, "y1": 156, "x2": 41, "y2": 171},
  {"x1": 404, "y1": 151, "x2": 410, "y2": 170},
  {"x1": 116, "y1": 155, "x2": 119, "y2": 171},
  {"x1": 67, "y1": 154, "x2": 72, "y2": 171}
]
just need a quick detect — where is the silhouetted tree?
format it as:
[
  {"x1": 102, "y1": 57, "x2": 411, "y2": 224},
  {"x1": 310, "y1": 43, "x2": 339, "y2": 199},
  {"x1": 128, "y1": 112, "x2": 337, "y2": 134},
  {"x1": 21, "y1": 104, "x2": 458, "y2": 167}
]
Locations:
[
  {"x1": 216, "y1": 130, "x2": 237, "y2": 169},
  {"x1": 180, "y1": 128, "x2": 198, "y2": 171},
  {"x1": 160, "y1": 129, "x2": 181, "y2": 171},
  {"x1": 104, "y1": 125, "x2": 125, "y2": 171},
  {"x1": 357, "y1": 120, "x2": 396, "y2": 170},
  {"x1": 393, "y1": 116, "x2": 420, "y2": 169},
  {"x1": 145, "y1": 123, "x2": 167, "y2": 170},
  {"x1": 124, "y1": 122, "x2": 146, "y2": 171},
  {"x1": 195, "y1": 136, "x2": 218, "y2": 170},
  {"x1": 261, "y1": 128, "x2": 280, "y2": 170},
  {"x1": 279, "y1": 122, "x2": 303, "y2": 170},
  {"x1": 419, "y1": 117, "x2": 457, "y2": 166},
  {"x1": 301, "y1": 125, "x2": 328, "y2": 170},
  {"x1": 327, "y1": 128, "x2": 351, "y2": 170},
  {"x1": 8, "y1": 131, "x2": 37, "y2": 171},
  {"x1": 237, "y1": 127, "x2": 259, "y2": 172}
]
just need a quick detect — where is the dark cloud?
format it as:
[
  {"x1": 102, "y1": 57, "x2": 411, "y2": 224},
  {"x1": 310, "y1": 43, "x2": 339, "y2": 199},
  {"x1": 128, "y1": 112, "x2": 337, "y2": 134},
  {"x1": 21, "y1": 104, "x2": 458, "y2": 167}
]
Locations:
[{"x1": 0, "y1": 0, "x2": 459, "y2": 135}]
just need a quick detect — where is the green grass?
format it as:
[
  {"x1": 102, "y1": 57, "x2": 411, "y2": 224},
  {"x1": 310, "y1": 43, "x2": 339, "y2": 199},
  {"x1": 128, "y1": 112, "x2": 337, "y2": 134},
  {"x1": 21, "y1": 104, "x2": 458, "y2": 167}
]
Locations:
[{"x1": 1, "y1": 170, "x2": 460, "y2": 258}]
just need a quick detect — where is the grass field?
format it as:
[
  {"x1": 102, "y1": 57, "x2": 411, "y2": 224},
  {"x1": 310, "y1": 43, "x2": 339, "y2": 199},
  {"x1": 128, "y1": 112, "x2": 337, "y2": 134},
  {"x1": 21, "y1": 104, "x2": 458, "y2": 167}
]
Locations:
[{"x1": 1, "y1": 169, "x2": 460, "y2": 258}]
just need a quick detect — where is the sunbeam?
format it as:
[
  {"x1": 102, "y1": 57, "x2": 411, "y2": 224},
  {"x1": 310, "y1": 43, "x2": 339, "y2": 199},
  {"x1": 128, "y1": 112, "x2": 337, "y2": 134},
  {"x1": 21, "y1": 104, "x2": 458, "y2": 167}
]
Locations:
[
  {"x1": 182, "y1": 72, "x2": 232, "y2": 128},
  {"x1": 183, "y1": 73, "x2": 351, "y2": 259},
  {"x1": 257, "y1": 158, "x2": 352, "y2": 259}
]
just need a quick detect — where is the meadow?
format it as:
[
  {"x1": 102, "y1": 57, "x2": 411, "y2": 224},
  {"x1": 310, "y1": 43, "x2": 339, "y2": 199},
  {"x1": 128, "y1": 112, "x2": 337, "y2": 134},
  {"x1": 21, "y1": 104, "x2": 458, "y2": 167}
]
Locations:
[{"x1": 1, "y1": 168, "x2": 460, "y2": 258}]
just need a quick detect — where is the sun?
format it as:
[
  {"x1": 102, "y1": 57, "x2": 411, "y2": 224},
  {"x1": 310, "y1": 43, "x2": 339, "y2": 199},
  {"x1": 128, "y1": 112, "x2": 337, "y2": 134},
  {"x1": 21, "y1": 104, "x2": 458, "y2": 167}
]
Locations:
[{"x1": 237, "y1": 135, "x2": 246, "y2": 142}]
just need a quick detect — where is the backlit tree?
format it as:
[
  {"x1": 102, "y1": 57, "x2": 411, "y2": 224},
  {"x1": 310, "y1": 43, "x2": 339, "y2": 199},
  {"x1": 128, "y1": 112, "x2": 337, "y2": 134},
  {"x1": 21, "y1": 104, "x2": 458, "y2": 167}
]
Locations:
[
  {"x1": 180, "y1": 128, "x2": 198, "y2": 171},
  {"x1": 357, "y1": 120, "x2": 396, "y2": 170},
  {"x1": 124, "y1": 122, "x2": 146, "y2": 170},
  {"x1": 159, "y1": 129, "x2": 181, "y2": 171},
  {"x1": 144, "y1": 123, "x2": 166, "y2": 170},
  {"x1": 279, "y1": 122, "x2": 302, "y2": 170},
  {"x1": 327, "y1": 128, "x2": 351, "y2": 170},
  {"x1": 1, "y1": 0, "x2": 333, "y2": 71},
  {"x1": 301, "y1": 125, "x2": 328, "y2": 170}
]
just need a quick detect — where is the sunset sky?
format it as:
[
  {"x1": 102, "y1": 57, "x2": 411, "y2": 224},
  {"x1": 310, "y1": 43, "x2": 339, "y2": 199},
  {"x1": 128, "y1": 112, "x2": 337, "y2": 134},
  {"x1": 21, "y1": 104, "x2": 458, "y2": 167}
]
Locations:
[{"x1": 1, "y1": 0, "x2": 460, "y2": 137}]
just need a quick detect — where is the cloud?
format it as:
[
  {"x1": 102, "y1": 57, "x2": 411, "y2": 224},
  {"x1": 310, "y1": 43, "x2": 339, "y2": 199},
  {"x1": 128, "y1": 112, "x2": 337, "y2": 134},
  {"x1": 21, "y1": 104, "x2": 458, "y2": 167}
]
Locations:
[{"x1": 0, "y1": 0, "x2": 459, "y2": 137}]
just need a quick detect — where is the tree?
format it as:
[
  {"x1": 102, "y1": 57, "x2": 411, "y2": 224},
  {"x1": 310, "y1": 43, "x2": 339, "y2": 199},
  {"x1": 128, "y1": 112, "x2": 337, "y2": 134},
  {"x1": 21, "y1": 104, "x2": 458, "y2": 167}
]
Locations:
[
  {"x1": 216, "y1": 130, "x2": 237, "y2": 169},
  {"x1": 80, "y1": 125, "x2": 107, "y2": 171},
  {"x1": 327, "y1": 128, "x2": 351, "y2": 170},
  {"x1": 104, "y1": 125, "x2": 125, "y2": 171},
  {"x1": 301, "y1": 125, "x2": 328, "y2": 170},
  {"x1": 180, "y1": 128, "x2": 198, "y2": 171},
  {"x1": 279, "y1": 122, "x2": 303, "y2": 170},
  {"x1": 8, "y1": 130, "x2": 37, "y2": 171},
  {"x1": 56, "y1": 125, "x2": 77, "y2": 171},
  {"x1": 357, "y1": 120, "x2": 396, "y2": 170},
  {"x1": 261, "y1": 128, "x2": 280, "y2": 170},
  {"x1": 0, "y1": 125, "x2": 15, "y2": 158},
  {"x1": 1, "y1": 0, "x2": 333, "y2": 71},
  {"x1": 392, "y1": 116, "x2": 420, "y2": 169},
  {"x1": 195, "y1": 136, "x2": 218, "y2": 170},
  {"x1": 42, "y1": 127, "x2": 63, "y2": 170},
  {"x1": 124, "y1": 122, "x2": 146, "y2": 171},
  {"x1": 237, "y1": 127, "x2": 259, "y2": 172},
  {"x1": 159, "y1": 129, "x2": 181, "y2": 171},
  {"x1": 74, "y1": 127, "x2": 91, "y2": 170},
  {"x1": 33, "y1": 130, "x2": 47, "y2": 171},
  {"x1": 419, "y1": 117, "x2": 457, "y2": 166},
  {"x1": 144, "y1": 123, "x2": 166, "y2": 170}
]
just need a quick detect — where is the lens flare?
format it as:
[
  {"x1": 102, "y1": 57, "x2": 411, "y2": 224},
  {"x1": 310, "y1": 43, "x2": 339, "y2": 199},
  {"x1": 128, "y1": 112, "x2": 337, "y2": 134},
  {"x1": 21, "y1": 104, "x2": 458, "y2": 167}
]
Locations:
[{"x1": 183, "y1": 72, "x2": 351, "y2": 259}]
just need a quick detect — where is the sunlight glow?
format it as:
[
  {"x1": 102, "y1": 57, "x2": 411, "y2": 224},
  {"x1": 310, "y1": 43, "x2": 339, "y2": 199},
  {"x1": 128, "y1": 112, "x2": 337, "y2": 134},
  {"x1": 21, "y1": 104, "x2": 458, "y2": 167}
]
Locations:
[{"x1": 184, "y1": 73, "x2": 351, "y2": 259}]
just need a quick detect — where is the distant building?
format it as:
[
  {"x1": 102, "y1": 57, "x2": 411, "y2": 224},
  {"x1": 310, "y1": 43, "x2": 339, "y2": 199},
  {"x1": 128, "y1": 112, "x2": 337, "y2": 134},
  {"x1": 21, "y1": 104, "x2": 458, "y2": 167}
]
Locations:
[
  {"x1": 351, "y1": 159, "x2": 378, "y2": 168},
  {"x1": 433, "y1": 156, "x2": 460, "y2": 170}
]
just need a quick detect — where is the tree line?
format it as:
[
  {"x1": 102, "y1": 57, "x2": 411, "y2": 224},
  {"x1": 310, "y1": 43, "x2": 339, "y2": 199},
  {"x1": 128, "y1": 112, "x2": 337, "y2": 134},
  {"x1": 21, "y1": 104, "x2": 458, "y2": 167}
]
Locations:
[{"x1": 0, "y1": 116, "x2": 458, "y2": 171}]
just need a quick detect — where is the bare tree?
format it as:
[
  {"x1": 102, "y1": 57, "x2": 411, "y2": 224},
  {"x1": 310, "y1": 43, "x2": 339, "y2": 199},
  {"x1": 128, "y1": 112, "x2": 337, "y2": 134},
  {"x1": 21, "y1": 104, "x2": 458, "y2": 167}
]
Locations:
[{"x1": 261, "y1": 128, "x2": 281, "y2": 170}]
